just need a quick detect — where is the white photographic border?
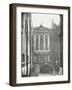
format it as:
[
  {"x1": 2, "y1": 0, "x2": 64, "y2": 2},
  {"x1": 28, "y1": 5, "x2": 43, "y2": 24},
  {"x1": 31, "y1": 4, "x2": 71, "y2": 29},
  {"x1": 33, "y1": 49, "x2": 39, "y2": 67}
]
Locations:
[{"x1": 16, "y1": 6, "x2": 68, "y2": 84}]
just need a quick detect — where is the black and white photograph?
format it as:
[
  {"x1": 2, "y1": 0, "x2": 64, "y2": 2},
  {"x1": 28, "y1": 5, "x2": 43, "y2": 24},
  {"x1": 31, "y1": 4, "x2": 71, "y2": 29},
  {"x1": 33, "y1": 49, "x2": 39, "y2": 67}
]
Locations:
[
  {"x1": 9, "y1": 3, "x2": 70, "y2": 86},
  {"x1": 21, "y1": 13, "x2": 63, "y2": 77}
]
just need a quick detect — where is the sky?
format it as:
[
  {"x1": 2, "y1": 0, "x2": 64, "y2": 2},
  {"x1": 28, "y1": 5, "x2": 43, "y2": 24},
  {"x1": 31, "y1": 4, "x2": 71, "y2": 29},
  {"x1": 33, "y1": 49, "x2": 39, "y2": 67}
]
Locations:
[{"x1": 32, "y1": 13, "x2": 60, "y2": 28}]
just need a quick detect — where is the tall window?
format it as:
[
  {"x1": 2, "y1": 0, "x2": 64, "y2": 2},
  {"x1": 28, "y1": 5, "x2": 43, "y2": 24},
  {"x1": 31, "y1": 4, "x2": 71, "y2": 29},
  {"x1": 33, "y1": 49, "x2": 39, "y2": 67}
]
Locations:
[
  {"x1": 45, "y1": 35, "x2": 48, "y2": 50},
  {"x1": 40, "y1": 34, "x2": 44, "y2": 50},
  {"x1": 36, "y1": 34, "x2": 38, "y2": 50},
  {"x1": 45, "y1": 35, "x2": 50, "y2": 50},
  {"x1": 33, "y1": 34, "x2": 50, "y2": 51}
]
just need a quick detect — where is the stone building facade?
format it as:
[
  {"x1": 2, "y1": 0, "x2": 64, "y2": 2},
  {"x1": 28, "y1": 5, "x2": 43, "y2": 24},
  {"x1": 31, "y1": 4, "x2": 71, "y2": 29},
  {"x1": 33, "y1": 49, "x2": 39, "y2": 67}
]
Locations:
[{"x1": 31, "y1": 23, "x2": 62, "y2": 76}]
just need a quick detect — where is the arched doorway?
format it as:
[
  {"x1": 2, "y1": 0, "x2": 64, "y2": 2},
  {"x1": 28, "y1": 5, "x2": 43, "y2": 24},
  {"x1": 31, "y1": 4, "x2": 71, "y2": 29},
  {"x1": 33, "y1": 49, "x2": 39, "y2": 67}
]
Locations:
[{"x1": 40, "y1": 64, "x2": 53, "y2": 74}]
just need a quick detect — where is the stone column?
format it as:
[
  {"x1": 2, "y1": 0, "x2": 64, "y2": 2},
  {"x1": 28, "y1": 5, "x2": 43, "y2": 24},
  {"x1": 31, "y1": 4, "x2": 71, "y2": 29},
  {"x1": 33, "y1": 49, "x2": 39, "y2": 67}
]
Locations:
[{"x1": 21, "y1": 13, "x2": 27, "y2": 75}]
